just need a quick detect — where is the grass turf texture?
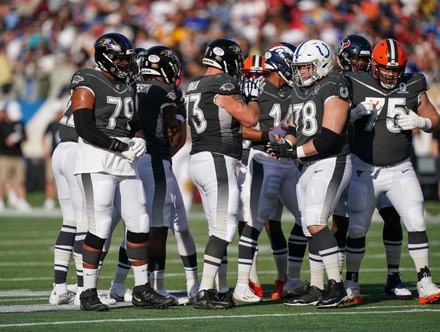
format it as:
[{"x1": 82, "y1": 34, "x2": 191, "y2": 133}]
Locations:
[{"x1": 0, "y1": 193, "x2": 439, "y2": 331}]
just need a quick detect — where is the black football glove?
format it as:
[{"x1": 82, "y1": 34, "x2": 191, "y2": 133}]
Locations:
[{"x1": 266, "y1": 139, "x2": 296, "y2": 159}]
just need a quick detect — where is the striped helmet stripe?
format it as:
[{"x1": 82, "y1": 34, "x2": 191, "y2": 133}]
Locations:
[
  {"x1": 253, "y1": 55, "x2": 264, "y2": 68},
  {"x1": 386, "y1": 38, "x2": 398, "y2": 64}
]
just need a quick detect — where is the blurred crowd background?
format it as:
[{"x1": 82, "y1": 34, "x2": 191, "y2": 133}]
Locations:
[{"x1": 1, "y1": 0, "x2": 440, "y2": 209}]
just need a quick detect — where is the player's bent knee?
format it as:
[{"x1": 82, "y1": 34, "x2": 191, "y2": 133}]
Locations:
[{"x1": 348, "y1": 224, "x2": 366, "y2": 239}]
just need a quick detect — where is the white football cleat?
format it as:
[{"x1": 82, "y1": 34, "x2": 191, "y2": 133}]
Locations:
[
  {"x1": 49, "y1": 284, "x2": 75, "y2": 305},
  {"x1": 344, "y1": 280, "x2": 362, "y2": 304},
  {"x1": 233, "y1": 285, "x2": 262, "y2": 303},
  {"x1": 67, "y1": 284, "x2": 78, "y2": 294},
  {"x1": 417, "y1": 276, "x2": 440, "y2": 304}
]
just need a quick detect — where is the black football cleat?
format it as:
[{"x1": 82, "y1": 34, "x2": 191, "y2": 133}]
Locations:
[
  {"x1": 193, "y1": 289, "x2": 234, "y2": 310},
  {"x1": 316, "y1": 279, "x2": 349, "y2": 308},
  {"x1": 132, "y1": 283, "x2": 176, "y2": 308},
  {"x1": 80, "y1": 288, "x2": 109, "y2": 312}
]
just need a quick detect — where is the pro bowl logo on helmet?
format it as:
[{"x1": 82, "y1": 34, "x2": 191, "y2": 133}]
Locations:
[
  {"x1": 148, "y1": 54, "x2": 160, "y2": 63},
  {"x1": 213, "y1": 47, "x2": 225, "y2": 56},
  {"x1": 98, "y1": 38, "x2": 122, "y2": 52}
]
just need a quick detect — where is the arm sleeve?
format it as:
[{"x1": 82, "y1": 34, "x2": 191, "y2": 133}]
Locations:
[{"x1": 73, "y1": 108, "x2": 128, "y2": 152}]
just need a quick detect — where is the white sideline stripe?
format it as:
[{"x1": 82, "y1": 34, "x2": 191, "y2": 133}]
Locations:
[{"x1": 0, "y1": 308, "x2": 439, "y2": 328}]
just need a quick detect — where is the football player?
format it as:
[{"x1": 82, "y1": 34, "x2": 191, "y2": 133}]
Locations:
[
  {"x1": 49, "y1": 100, "x2": 85, "y2": 306},
  {"x1": 135, "y1": 45, "x2": 199, "y2": 305},
  {"x1": 334, "y1": 34, "x2": 411, "y2": 301},
  {"x1": 233, "y1": 45, "x2": 307, "y2": 303},
  {"x1": 186, "y1": 38, "x2": 262, "y2": 310},
  {"x1": 71, "y1": 32, "x2": 174, "y2": 311},
  {"x1": 267, "y1": 39, "x2": 352, "y2": 308},
  {"x1": 345, "y1": 38, "x2": 440, "y2": 305}
]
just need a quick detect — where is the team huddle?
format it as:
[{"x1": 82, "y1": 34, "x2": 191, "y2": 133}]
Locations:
[{"x1": 48, "y1": 32, "x2": 440, "y2": 311}]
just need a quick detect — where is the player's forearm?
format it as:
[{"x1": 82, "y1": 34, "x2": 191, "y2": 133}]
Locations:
[{"x1": 73, "y1": 108, "x2": 128, "y2": 151}]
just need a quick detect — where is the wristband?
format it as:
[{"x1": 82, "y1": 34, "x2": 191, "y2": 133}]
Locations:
[
  {"x1": 296, "y1": 146, "x2": 306, "y2": 158},
  {"x1": 286, "y1": 126, "x2": 297, "y2": 136}
]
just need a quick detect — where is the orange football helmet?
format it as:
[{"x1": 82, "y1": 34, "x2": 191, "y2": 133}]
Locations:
[
  {"x1": 371, "y1": 38, "x2": 407, "y2": 89},
  {"x1": 241, "y1": 55, "x2": 270, "y2": 78}
]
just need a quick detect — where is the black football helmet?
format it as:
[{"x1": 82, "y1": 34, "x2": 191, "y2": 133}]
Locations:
[
  {"x1": 337, "y1": 35, "x2": 372, "y2": 72},
  {"x1": 94, "y1": 33, "x2": 135, "y2": 79},
  {"x1": 132, "y1": 47, "x2": 148, "y2": 76},
  {"x1": 140, "y1": 46, "x2": 182, "y2": 85},
  {"x1": 202, "y1": 38, "x2": 244, "y2": 79}
]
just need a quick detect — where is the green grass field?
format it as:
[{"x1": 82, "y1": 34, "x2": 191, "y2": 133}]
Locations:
[{"x1": 1, "y1": 194, "x2": 440, "y2": 331}]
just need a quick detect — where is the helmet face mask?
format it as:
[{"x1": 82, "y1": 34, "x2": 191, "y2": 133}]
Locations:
[
  {"x1": 140, "y1": 46, "x2": 181, "y2": 85},
  {"x1": 291, "y1": 39, "x2": 333, "y2": 87},
  {"x1": 371, "y1": 38, "x2": 407, "y2": 89},
  {"x1": 94, "y1": 33, "x2": 135, "y2": 80},
  {"x1": 202, "y1": 39, "x2": 244, "y2": 79},
  {"x1": 132, "y1": 48, "x2": 148, "y2": 80},
  {"x1": 337, "y1": 35, "x2": 371, "y2": 72},
  {"x1": 264, "y1": 43, "x2": 295, "y2": 85}
]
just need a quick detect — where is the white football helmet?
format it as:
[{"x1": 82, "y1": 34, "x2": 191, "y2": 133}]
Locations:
[{"x1": 291, "y1": 39, "x2": 333, "y2": 87}]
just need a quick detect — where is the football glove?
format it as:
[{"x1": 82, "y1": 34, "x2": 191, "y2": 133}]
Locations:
[
  {"x1": 268, "y1": 122, "x2": 287, "y2": 142},
  {"x1": 129, "y1": 137, "x2": 146, "y2": 158},
  {"x1": 242, "y1": 76, "x2": 266, "y2": 103},
  {"x1": 266, "y1": 139, "x2": 296, "y2": 159},
  {"x1": 396, "y1": 108, "x2": 432, "y2": 131},
  {"x1": 350, "y1": 101, "x2": 374, "y2": 123},
  {"x1": 121, "y1": 147, "x2": 137, "y2": 163}
]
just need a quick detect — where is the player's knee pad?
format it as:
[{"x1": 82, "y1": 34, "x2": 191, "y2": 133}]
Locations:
[
  {"x1": 347, "y1": 222, "x2": 366, "y2": 239},
  {"x1": 262, "y1": 174, "x2": 282, "y2": 199}
]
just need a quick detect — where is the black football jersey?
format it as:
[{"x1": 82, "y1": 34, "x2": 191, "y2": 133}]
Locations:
[
  {"x1": 69, "y1": 68, "x2": 135, "y2": 138},
  {"x1": 186, "y1": 73, "x2": 243, "y2": 160},
  {"x1": 251, "y1": 80, "x2": 292, "y2": 152},
  {"x1": 136, "y1": 80, "x2": 177, "y2": 160},
  {"x1": 346, "y1": 72, "x2": 427, "y2": 166},
  {"x1": 292, "y1": 72, "x2": 351, "y2": 162}
]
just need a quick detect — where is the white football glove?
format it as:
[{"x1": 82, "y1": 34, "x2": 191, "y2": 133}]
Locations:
[
  {"x1": 242, "y1": 76, "x2": 266, "y2": 103},
  {"x1": 268, "y1": 123, "x2": 287, "y2": 142},
  {"x1": 397, "y1": 108, "x2": 432, "y2": 131},
  {"x1": 121, "y1": 148, "x2": 137, "y2": 163},
  {"x1": 350, "y1": 101, "x2": 374, "y2": 123},
  {"x1": 129, "y1": 137, "x2": 146, "y2": 158}
]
